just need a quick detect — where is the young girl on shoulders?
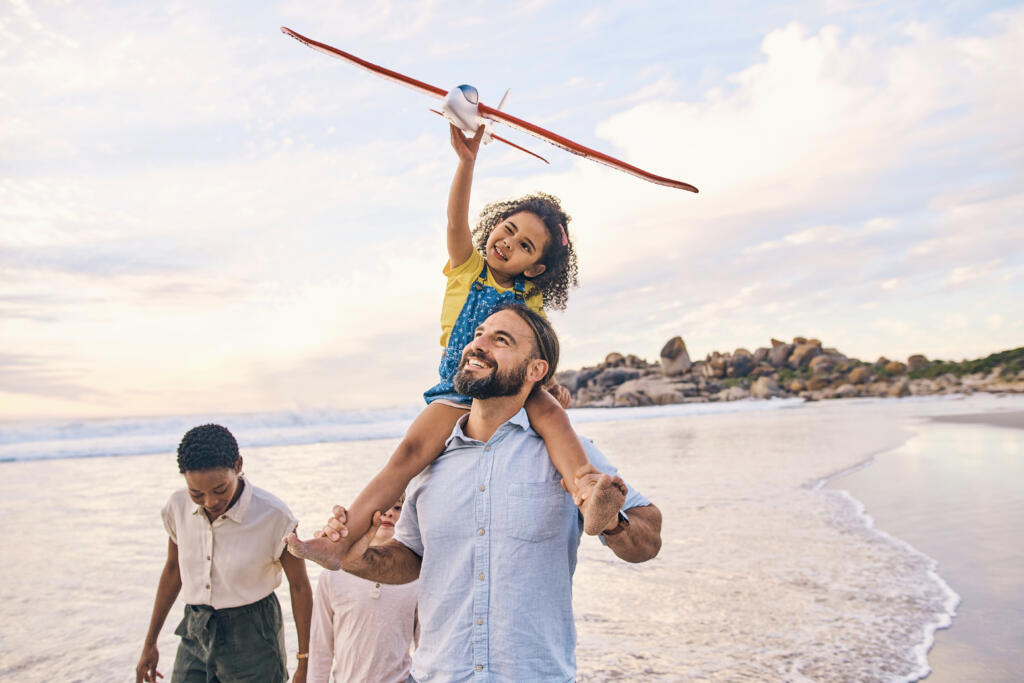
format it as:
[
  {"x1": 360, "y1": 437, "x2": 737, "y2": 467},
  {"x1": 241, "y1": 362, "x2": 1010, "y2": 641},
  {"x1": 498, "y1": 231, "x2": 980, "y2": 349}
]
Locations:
[{"x1": 287, "y1": 124, "x2": 622, "y2": 570}]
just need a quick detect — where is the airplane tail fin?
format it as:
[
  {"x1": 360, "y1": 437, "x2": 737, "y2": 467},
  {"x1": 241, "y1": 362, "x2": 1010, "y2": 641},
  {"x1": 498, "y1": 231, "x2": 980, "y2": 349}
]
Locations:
[{"x1": 481, "y1": 88, "x2": 510, "y2": 145}]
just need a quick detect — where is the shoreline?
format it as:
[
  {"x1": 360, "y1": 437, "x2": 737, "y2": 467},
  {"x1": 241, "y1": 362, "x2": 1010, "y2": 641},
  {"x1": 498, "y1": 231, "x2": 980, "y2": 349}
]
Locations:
[
  {"x1": 830, "y1": 410, "x2": 1024, "y2": 682},
  {"x1": 928, "y1": 410, "x2": 1024, "y2": 431}
]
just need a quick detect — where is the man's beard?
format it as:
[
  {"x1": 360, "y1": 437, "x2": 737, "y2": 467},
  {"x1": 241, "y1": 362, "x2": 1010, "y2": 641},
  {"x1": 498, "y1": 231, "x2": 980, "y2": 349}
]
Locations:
[{"x1": 453, "y1": 351, "x2": 529, "y2": 399}]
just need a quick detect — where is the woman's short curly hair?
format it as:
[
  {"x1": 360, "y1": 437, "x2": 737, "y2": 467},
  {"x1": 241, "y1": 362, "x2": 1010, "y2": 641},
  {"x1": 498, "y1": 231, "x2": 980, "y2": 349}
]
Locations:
[
  {"x1": 177, "y1": 424, "x2": 240, "y2": 473},
  {"x1": 471, "y1": 192, "x2": 578, "y2": 310}
]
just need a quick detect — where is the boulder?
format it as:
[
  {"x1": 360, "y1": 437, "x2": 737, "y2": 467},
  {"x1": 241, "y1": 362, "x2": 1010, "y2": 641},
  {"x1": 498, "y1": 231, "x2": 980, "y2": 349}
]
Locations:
[
  {"x1": 555, "y1": 369, "x2": 581, "y2": 393},
  {"x1": 716, "y1": 386, "x2": 749, "y2": 402},
  {"x1": 594, "y1": 367, "x2": 642, "y2": 388},
  {"x1": 577, "y1": 367, "x2": 603, "y2": 387},
  {"x1": 789, "y1": 343, "x2": 822, "y2": 369},
  {"x1": 613, "y1": 390, "x2": 652, "y2": 407},
  {"x1": 907, "y1": 354, "x2": 929, "y2": 373},
  {"x1": 753, "y1": 347, "x2": 770, "y2": 364},
  {"x1": 614, "y1": 377, "x2": 685, "y2": 406},
  {"x1": 809, "y1": 354, "x2": 841, "y2": 374},
  {"x1": 884, "y1": 361, "x2": 907, "y2": 375},
  {"x1": 789, "y1": 378, "x2": 807, "y2": 392},
  {"x1": 750, "y1": 376, "x2": 782, "y2": 399},
  {"x1": 750, "y1": 364, "x2": 775, "y2": 378},
  {"x1": 659, "y1": 337, "x2": 691, "y2": 376},
  {"x1": 874, "y1": 356, "x2": 890, "y2": 367},
  {"x1": 807, "y1": 375, "x2": 831, "y2": 391},
  {"x1": 848, "y1": 366, "x2": 871, "y2": 385},
  {"x1": 887, "y1": 378, "x2": 910, "y2": 397},
  {"x1": 727, "y1": 350, "x2": 755, "y2": 378},
  {"x1": 769, "y1": 343, "x2": 795, "y2": 367},
  {"x1": 834, "y1": 383, "x2": 858, "y2": 398},
  {"x1": 807, "y1": 338, "x2": 822, "y2": 348},
  {"x1": 770, "y1": 338, "x2": 786, "y2": 347},
  {"x1": 707, "y1": 352, "x2": 727, "y2": 379},
  {"x1": 604, "y1": 352, "x2": 625, "y2": 367},
  {"x1": 624, "y1": 354, "x2": 646, "y2": 369},
  {"x1": 673, "y1": 381, "x2": 699, "y2": 396},
  {"x1": 793, "y1": 336, "x2": 807, "y2": 345}
]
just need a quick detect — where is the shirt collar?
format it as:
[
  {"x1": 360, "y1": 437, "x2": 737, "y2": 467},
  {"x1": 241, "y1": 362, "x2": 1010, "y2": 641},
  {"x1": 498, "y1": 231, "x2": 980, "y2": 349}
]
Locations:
[
  {"x1": 188, "y1": 475, "x2": 253, "y2": 524},
  {"x1": 445, "y1": 407, "x2": 532, "y2": 447}
]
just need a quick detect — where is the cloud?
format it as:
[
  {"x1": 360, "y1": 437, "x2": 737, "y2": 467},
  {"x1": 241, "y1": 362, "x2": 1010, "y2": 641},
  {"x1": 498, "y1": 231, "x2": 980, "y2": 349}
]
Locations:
[{"x1": 3, "y1": 2, "x2": 1022, "y2": 417}]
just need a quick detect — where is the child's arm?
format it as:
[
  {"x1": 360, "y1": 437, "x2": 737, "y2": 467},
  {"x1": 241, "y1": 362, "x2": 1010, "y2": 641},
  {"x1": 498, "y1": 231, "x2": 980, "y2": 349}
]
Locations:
[
  {"x1": 525, "y1": 389, "x2": 623, "y2": 535},
  {"x1": 285, "y1": 403, "x2": 466, "y2": 570},
  {"x1": 447, "y1": 123, "x2": 485, "y2": 269}
]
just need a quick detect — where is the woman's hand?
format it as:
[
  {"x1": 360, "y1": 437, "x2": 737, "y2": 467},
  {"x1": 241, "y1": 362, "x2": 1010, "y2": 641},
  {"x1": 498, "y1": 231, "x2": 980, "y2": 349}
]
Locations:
[
  {"x1": 450, "y1": 123, "x2": 484, "y2": 164},
  {"x1": 135, "y1": 643, "x2": 162, "y2": 682}
]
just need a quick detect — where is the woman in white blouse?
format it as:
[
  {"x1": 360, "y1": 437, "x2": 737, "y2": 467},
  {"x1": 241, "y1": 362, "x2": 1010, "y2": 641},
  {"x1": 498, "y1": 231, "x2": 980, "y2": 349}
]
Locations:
[
  {"x1": 135, "y1": 424, "x2": 313, "y2": 683},
  {"x1": 308, "y1": 497, "x2": 418, "y2": 683}
]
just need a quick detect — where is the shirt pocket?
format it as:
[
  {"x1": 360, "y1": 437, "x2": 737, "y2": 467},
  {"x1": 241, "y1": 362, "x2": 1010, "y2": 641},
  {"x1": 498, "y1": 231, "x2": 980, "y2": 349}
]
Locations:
[{"x1": 505, "y1": 480, "x2": 566, "y2": 542}]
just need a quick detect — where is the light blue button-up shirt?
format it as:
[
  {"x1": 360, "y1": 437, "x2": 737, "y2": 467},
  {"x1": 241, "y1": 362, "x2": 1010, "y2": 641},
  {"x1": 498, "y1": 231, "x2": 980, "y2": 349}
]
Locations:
[{"x1": 394, "y1": 408, "x2": 651, "y2": 682}]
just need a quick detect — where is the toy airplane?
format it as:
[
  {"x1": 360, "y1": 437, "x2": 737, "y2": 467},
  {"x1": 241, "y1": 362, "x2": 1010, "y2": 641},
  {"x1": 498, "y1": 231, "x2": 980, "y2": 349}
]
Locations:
[{"x1": 281, "y1": 27, "x2": 698, "y2": 193}]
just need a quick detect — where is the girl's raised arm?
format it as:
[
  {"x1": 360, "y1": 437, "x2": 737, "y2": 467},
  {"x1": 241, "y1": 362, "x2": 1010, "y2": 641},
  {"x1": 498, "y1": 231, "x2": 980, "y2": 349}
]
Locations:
[{"x1": 446, "y1": 124, "x2": 484, "y2": 269}]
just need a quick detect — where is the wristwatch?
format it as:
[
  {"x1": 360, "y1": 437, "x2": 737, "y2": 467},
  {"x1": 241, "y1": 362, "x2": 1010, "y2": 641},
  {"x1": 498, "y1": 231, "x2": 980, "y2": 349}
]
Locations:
[{"x1": 601, "y1": 511, "x2": 630, "y2": 536}]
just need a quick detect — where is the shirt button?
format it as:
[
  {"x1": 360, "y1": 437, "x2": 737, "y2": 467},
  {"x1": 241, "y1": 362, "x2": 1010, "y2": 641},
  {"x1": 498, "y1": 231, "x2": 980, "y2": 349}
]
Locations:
[
  {"x1": 478, "y1": 485, "x2": 486, "y2": 492},
  {"x1": 477, "y1": 618, "x2": 484, "y2": 625},
  {"x1": 205, "y1": 584, "x2": 210, "y2": 589},
  {"x1": 478, "y1": 573, "x2": 485, "y2": 581},
  {"x1": 206, "y1": 555, "x2": 211, "y2": 560},
  {"x1": 476, "y1": 665, "x2": 483, "y2": 672},
  {"x1": 478, "y1": 529, "x2": 485, "y2": 536},
  {"x1": 484, "y1": 446, "x2": 490, "y2": 452}
]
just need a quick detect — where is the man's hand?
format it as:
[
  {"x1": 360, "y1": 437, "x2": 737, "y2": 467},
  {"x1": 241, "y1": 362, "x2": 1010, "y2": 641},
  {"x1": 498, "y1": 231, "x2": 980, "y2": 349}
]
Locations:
[
  {"x1": 135, "y1": 643, "x2": 162, "y2": 683},
  {"x1": 292, "y1": 660, "x2": 307, "y2": 683},
  {"x1": 450, "y1": 123, "x2": 484, "y2": 164},
  {"x1": 340, "y1": 511, "x2": 385, "y2": 575},
  {"x1": 545, "y1": 382, "x2": 572, "y2": 409}
]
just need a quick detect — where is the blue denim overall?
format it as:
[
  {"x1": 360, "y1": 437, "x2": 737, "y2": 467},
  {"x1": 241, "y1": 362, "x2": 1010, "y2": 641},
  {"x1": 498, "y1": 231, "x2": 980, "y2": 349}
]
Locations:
[{"x1": 424, "y1": 262, "x2": 526, "y2": 406}]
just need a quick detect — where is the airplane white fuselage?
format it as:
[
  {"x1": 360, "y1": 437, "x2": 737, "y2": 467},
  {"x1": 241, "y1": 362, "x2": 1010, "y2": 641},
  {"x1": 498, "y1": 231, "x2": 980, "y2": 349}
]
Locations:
[{"x1": 442, "y1": 85, "x2": 494, "y2": 143}]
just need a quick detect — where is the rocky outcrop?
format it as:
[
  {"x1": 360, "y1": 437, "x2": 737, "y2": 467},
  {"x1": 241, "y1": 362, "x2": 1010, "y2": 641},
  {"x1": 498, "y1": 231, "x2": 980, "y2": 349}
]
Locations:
[
  {"x1": 555, "y1": 336, "x2": 1024, "y2": 408},
  {"x1": 660, "y1": 337, "x2": 691, "y2": 376}
]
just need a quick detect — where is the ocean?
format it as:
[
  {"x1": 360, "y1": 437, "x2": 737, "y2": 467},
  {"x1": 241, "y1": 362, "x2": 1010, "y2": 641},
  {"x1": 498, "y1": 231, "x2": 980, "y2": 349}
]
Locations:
[{"x1": 0, "y1": 393, "x2": 1020, "y2": 681}]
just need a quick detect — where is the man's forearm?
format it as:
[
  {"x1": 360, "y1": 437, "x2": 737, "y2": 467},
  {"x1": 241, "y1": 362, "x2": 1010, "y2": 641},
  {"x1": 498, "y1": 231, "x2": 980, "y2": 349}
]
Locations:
[
  {"x1": 605, "y1": 504, "x2": 662, "y2": 563},
  {"x1": 342, "y1": 539, "x2": 422, "y2": 584}
]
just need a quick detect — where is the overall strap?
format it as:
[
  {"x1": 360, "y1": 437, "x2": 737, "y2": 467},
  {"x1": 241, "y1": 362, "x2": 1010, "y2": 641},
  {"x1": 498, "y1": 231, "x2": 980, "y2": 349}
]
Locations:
[
  {"x1": 513, "y1": 276, "x2": 526, "y2": 302},
  {"x1": 472, "y1": 262, "x2": 488, "y2": 291}
]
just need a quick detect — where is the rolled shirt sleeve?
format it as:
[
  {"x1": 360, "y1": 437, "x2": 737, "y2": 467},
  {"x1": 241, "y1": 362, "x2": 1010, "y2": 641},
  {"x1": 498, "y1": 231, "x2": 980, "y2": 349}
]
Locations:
[{"x1": 581, "y1": 436, "x2": 651, "y2": 512}]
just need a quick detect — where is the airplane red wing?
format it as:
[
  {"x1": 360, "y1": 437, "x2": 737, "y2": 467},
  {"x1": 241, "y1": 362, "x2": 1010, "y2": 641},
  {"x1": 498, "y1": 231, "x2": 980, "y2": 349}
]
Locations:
[
  {"x1": 478, "y1": 103, "x2": 698, "y2": 193},
  {"x1": 282, "y1": 27, "x2": 697, "y2": 193},
  {"x1": 281, "y1": 27, "x2": 446, "y2": 100}
]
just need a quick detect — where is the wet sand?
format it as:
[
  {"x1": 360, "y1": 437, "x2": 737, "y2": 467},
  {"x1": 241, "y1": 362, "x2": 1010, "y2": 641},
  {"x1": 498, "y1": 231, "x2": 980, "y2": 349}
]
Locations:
[
  {"x1": 929, "y1": 410, "x2": 1024, "y2": 431},
  {"x1": 833, "y1": 410, "x2": 1024, "y2": 682}
]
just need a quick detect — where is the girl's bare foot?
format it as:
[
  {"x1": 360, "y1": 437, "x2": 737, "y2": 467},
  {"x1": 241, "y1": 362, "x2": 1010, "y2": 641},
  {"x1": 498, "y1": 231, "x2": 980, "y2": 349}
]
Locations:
[
  {"x1": 284, "y1": 532, "x2": 349, "y2": 571},
  {"x1": 580, "y1": 473, "x2": 627, "y2": 535}
]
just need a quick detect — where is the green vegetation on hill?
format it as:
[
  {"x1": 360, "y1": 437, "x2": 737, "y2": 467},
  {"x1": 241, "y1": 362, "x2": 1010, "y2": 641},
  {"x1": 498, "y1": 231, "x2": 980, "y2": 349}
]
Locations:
[{"x1": 910, "y1": 347, "x2": 1024, "y2": 379}]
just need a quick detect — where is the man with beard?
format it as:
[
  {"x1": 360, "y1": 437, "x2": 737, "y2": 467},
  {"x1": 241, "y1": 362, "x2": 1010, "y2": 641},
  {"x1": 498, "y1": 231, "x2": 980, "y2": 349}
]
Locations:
[{"x1": 325, "y1": 301, "x2": 662, "y2": 681}]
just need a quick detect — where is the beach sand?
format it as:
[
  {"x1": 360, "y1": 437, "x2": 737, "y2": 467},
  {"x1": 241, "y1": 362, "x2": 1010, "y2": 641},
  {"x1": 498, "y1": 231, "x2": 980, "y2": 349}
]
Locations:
[
  {"x1": 1, "y1": 394, "x2": 1021, "y2": 680},
  {"x1": 929, "y1": 410, "x2": 1024, "y2": 431},
  {"x1": 833, "y1": 405, "x2": 1024, "y2": 682}
]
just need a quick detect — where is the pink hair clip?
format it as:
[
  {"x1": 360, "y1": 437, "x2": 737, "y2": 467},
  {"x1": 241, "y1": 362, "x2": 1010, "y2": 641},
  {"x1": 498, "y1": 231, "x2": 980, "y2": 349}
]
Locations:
[{"x1": 558, "y1": 223, "x2": 568, "y2": 246}]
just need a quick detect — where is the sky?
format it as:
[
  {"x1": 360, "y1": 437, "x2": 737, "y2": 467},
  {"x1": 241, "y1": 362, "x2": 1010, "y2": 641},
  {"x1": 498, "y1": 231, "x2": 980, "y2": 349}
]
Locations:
[{"x1": 2, "y1": 0, "x2": 1023, "y2": 419}]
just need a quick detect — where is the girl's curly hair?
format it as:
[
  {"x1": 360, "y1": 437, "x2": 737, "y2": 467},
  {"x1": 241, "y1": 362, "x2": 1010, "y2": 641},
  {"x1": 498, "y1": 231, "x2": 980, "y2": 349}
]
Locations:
[{"x1": 471, "y1": 192, "x2": 578, "y2": 310}]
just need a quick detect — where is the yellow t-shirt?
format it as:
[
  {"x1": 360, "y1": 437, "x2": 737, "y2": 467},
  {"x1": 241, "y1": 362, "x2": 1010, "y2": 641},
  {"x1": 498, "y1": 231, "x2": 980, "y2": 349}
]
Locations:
[{"x1": 439, "y1": 250, "x2": 545, "y2": 347}]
